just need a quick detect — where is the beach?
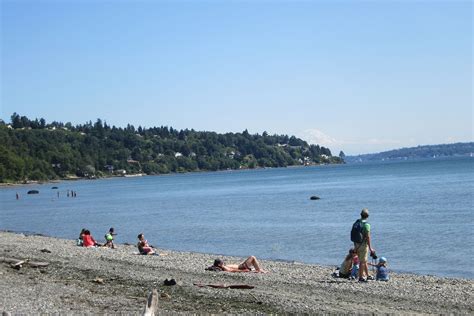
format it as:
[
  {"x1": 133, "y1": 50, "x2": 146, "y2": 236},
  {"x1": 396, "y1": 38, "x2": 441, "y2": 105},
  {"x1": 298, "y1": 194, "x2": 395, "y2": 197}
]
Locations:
[{"x1": 0, "y1": 231, "x2": 473, "y2": 314}]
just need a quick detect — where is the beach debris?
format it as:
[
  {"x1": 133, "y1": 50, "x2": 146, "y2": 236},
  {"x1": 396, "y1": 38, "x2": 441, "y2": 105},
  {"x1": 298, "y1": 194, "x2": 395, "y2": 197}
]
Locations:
[
  {"x1": 27, "y1": 190, "x2": 39, "y2": 194},
  {"x1": 1, "y1": 257, "x2": 49, "y2": 269},
  {"x1": 40, "y1": 248, "x2": 52, "y2": 253},
  {"x1": 310, "y1": 196, "x2": 320, "y2": 200},
  {"x1": 29, "y1": 261, "x2": 50, "y2": 268},
  {"x1": 93, "y1": 277, "x2": 104, "y2": 284},
  {"x1": 160, "y1": 292, "x2": 171, "y2": 299},
  {"x1": 11, "y1": 259, "x2": 28, "y2": 270},
  {"x1": 143, "y1": 289, "x2": 159, "y2": 316},
  {"x1": 163, "y1": 278, "x2": 177, "y2": 286}
]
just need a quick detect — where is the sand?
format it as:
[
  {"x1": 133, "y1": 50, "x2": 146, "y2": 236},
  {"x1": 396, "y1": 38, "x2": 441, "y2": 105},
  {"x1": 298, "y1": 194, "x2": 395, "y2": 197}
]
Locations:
[{"x1": 0, "y1": 231, "x2": 472, "y2": 314}]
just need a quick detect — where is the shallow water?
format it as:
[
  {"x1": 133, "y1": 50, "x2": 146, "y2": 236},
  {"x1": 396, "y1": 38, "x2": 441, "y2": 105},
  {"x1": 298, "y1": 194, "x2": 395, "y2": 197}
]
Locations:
[{"x1": 1, "y1": 156, "x2": 473, "y2": 279}]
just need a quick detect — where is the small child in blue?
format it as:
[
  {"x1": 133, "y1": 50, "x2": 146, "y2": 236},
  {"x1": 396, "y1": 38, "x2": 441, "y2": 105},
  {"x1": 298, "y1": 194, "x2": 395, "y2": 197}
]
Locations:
[
  {"x1": 350, "y1": 251, "x2": 360, "y2": 279},
  {"x1": 371, "y1": 257, "x2": 389, "y2": 281}
]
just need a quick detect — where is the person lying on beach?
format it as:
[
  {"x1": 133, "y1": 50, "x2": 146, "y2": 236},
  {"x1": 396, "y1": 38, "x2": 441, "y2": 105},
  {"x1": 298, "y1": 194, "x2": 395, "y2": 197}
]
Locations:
[
  {"x1": 82, "y1": 230, "x2": 101, "y2": 247},
  {"x1": 137, "y1": 233, "x2": 156, "y2": 255},
  {"x1": 209, "y1": 256, "x2": 268, "y2": 273}
]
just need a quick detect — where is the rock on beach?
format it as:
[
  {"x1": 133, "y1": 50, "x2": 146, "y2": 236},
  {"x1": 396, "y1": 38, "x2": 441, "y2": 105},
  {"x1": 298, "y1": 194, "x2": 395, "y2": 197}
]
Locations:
[{"x1": 0, "y1": 231, "x2": 473, "y2": 314}]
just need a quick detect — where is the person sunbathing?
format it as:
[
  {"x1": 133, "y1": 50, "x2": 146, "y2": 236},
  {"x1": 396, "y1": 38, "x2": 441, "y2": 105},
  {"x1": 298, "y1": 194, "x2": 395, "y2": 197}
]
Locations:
[{"x1": 211, "y1": 256, "x2": 268, "y2": 273}]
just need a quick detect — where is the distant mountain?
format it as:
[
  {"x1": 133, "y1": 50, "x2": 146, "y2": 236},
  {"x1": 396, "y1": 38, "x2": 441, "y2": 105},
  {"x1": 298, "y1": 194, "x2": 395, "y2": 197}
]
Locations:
[{"x1": 345, "y1": 142, "x2": 474, "y2": 163}]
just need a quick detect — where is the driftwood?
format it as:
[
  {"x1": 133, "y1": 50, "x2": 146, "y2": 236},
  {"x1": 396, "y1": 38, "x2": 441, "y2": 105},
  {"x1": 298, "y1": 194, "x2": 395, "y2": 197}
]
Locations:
[
  {"x1": 11, "y1": 260, "x2": 28, "y2": 270},
  {"x1": 143, "y1": 289, "x2": 159, "y2": 316},
  {"x1": 28, "y1": 261, "x2": 49, "y2": 268},
  {"x1": 0, "y1": 257, "x2": 49, "y2": 268}
]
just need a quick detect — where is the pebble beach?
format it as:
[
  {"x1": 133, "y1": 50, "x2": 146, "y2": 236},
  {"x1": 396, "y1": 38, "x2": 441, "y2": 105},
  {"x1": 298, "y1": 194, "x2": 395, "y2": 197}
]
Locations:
[{"x1": 1, "y1": 231, "x2": 473, "y2": 314}]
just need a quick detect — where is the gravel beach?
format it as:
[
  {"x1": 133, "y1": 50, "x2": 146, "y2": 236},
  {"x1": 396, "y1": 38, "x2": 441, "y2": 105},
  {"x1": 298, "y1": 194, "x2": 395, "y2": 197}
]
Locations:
[{"x1": 1, "y1": 231, "x2": 473, "y2": 314}]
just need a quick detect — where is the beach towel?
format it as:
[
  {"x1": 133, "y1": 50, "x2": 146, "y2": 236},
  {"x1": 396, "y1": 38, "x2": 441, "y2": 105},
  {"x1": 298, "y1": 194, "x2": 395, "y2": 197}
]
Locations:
[{"x1": 194, "y1": 283, "x2": 255, "y2": 289}]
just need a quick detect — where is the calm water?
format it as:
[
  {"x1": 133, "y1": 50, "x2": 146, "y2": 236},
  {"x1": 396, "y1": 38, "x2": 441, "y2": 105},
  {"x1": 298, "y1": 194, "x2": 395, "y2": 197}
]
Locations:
[{"x1": 1, "y1": 157, "x2": 473, "y2": 279}]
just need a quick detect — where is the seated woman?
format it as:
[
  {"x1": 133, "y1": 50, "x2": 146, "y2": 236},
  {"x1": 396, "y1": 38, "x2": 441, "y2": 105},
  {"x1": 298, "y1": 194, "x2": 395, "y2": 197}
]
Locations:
[
  {"x1": 211, "y1": 256, "x2": 268, "y2": 273},
  {"x1": 82, "y1": 230, "x2": 99, "y2": 247},
  {"x1": 337, "y1": 248, "x2": 356, "y2": 279},
  {"x1": 137, "y1": 233, "x2": 155, "y2": 255}
]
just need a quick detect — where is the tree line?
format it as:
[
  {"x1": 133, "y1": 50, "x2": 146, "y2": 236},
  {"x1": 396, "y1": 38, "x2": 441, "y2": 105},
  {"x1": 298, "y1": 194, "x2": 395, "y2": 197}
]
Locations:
[
  {"x1": 0, "y1": 113, "x2": 342, "y2": 183},
  {"x1": 344, "y1": 142, "x2": 474, "y2": 162}
]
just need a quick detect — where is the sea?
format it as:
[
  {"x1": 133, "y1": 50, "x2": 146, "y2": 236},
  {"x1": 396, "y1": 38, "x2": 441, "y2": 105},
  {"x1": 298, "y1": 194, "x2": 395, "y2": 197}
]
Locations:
[{"x1": 1, "y1": 156, "x2": 473, "y2": 279}]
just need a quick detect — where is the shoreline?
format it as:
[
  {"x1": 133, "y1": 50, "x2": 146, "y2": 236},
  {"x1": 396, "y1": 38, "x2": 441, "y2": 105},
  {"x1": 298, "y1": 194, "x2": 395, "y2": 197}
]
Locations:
[
  {"x1": 1, "y1": 231, "x2": 473, "y2": 314},
  {"x1": 2, "y1": 229, "x2": 461, "y2": 280},
  {"x1": 0, "y1": 162, "x2": 340, "y2": 187}
]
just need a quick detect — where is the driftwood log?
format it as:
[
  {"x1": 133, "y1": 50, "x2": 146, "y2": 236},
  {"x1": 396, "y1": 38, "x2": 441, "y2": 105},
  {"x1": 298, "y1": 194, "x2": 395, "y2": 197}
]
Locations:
[
  {"x1": 11, "y1": 260, "x2": 27, "y2": 270},
  {"x1": 143, "y1": 289, "x2": 159, "y2": 316},
  {"x1": 0, "y1": 257, "x2": 49, "y2": 268}
]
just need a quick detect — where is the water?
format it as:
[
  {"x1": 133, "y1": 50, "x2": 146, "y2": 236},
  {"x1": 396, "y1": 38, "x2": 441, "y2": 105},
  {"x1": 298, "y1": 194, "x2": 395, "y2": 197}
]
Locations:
[{"x1": 1, "y1": 156, "x2": 473, "y2": 279}]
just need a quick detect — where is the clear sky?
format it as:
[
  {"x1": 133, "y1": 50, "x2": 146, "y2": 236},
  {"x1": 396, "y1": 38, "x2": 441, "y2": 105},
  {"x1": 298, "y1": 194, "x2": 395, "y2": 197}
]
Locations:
[{"x1": 1, "y1": 0, "x2": 472, "y2": 155}]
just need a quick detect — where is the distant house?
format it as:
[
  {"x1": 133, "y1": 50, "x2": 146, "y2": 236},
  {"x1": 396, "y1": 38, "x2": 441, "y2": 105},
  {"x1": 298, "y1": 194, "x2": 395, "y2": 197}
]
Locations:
[
  {"x1": 104, "y1": 165, "x2": 114, "y2": 173},
  {"x1": 175, "y1": 152, "x2": 183, "y2": 157}
]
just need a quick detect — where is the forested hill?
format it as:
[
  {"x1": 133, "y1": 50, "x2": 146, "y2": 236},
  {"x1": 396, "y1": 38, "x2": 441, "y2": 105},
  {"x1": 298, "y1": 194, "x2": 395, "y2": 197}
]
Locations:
[
  {"x1": 0, "y1": 113, "x2": 342, "y2": 183},
  {"x1": 345, "y1": 142, "x2": 474, "y2": 163}
]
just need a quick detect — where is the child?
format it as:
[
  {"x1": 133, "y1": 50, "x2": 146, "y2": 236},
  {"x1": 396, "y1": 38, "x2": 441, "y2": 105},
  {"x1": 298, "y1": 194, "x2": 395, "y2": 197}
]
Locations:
[
  {"x1": 370, "y1": 256, "x2": 390, "y2": 281},
  {"x1": 104, "y1": 227, "x2": 117, "y2": 249},
  {"x1": 350, "y1": 251, "x2": 360, "y2": 279},
  {"x1": 76, "y1": 228, "x2": 86, "y2": 246}
]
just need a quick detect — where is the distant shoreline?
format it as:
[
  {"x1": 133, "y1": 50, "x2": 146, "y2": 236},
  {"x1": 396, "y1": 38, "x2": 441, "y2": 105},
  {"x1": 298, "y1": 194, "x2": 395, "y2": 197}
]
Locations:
[{"x1": 0, "y1": 162, "x2": 336, "y2": 187}]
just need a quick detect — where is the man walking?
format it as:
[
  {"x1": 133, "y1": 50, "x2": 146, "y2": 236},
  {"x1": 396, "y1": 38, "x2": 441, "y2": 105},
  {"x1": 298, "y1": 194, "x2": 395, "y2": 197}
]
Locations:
[{"x1": 352, "y1": 208, "x2": 375, "y2": 282}]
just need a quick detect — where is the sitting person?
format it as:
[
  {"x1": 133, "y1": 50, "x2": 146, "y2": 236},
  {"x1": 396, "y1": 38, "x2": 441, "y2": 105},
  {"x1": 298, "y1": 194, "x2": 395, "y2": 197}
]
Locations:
[
  {"x1": 337, "y1": 248, "x2": 355, "y2": 278},
  {"x1": 137, "y1": 233, "x2": 155, "y2": 255},
  {"x1": 210, "y1": 256, "x2": 268, "y2": 273},
  {"x1": 104, "y1": 227, "x2": 116, "y2": 249},
  {"x1": 76, "y1": 228, "x2": 86, "y2": 246},
  {"x1": 82, "y1": 230, "x2": 100, "y2": 247},
  {"x1": 351, "y1": 251, "x2": 360, "y2": 279},
  {"x1": 370, "y1": 256, "x2": 390, "y2": 281}
]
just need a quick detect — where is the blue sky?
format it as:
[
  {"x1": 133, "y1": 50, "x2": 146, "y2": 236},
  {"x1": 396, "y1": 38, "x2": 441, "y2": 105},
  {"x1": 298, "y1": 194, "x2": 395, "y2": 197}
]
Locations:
[{"x1": 1, "y1": 0, "x2": 472, "y2": 155}]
